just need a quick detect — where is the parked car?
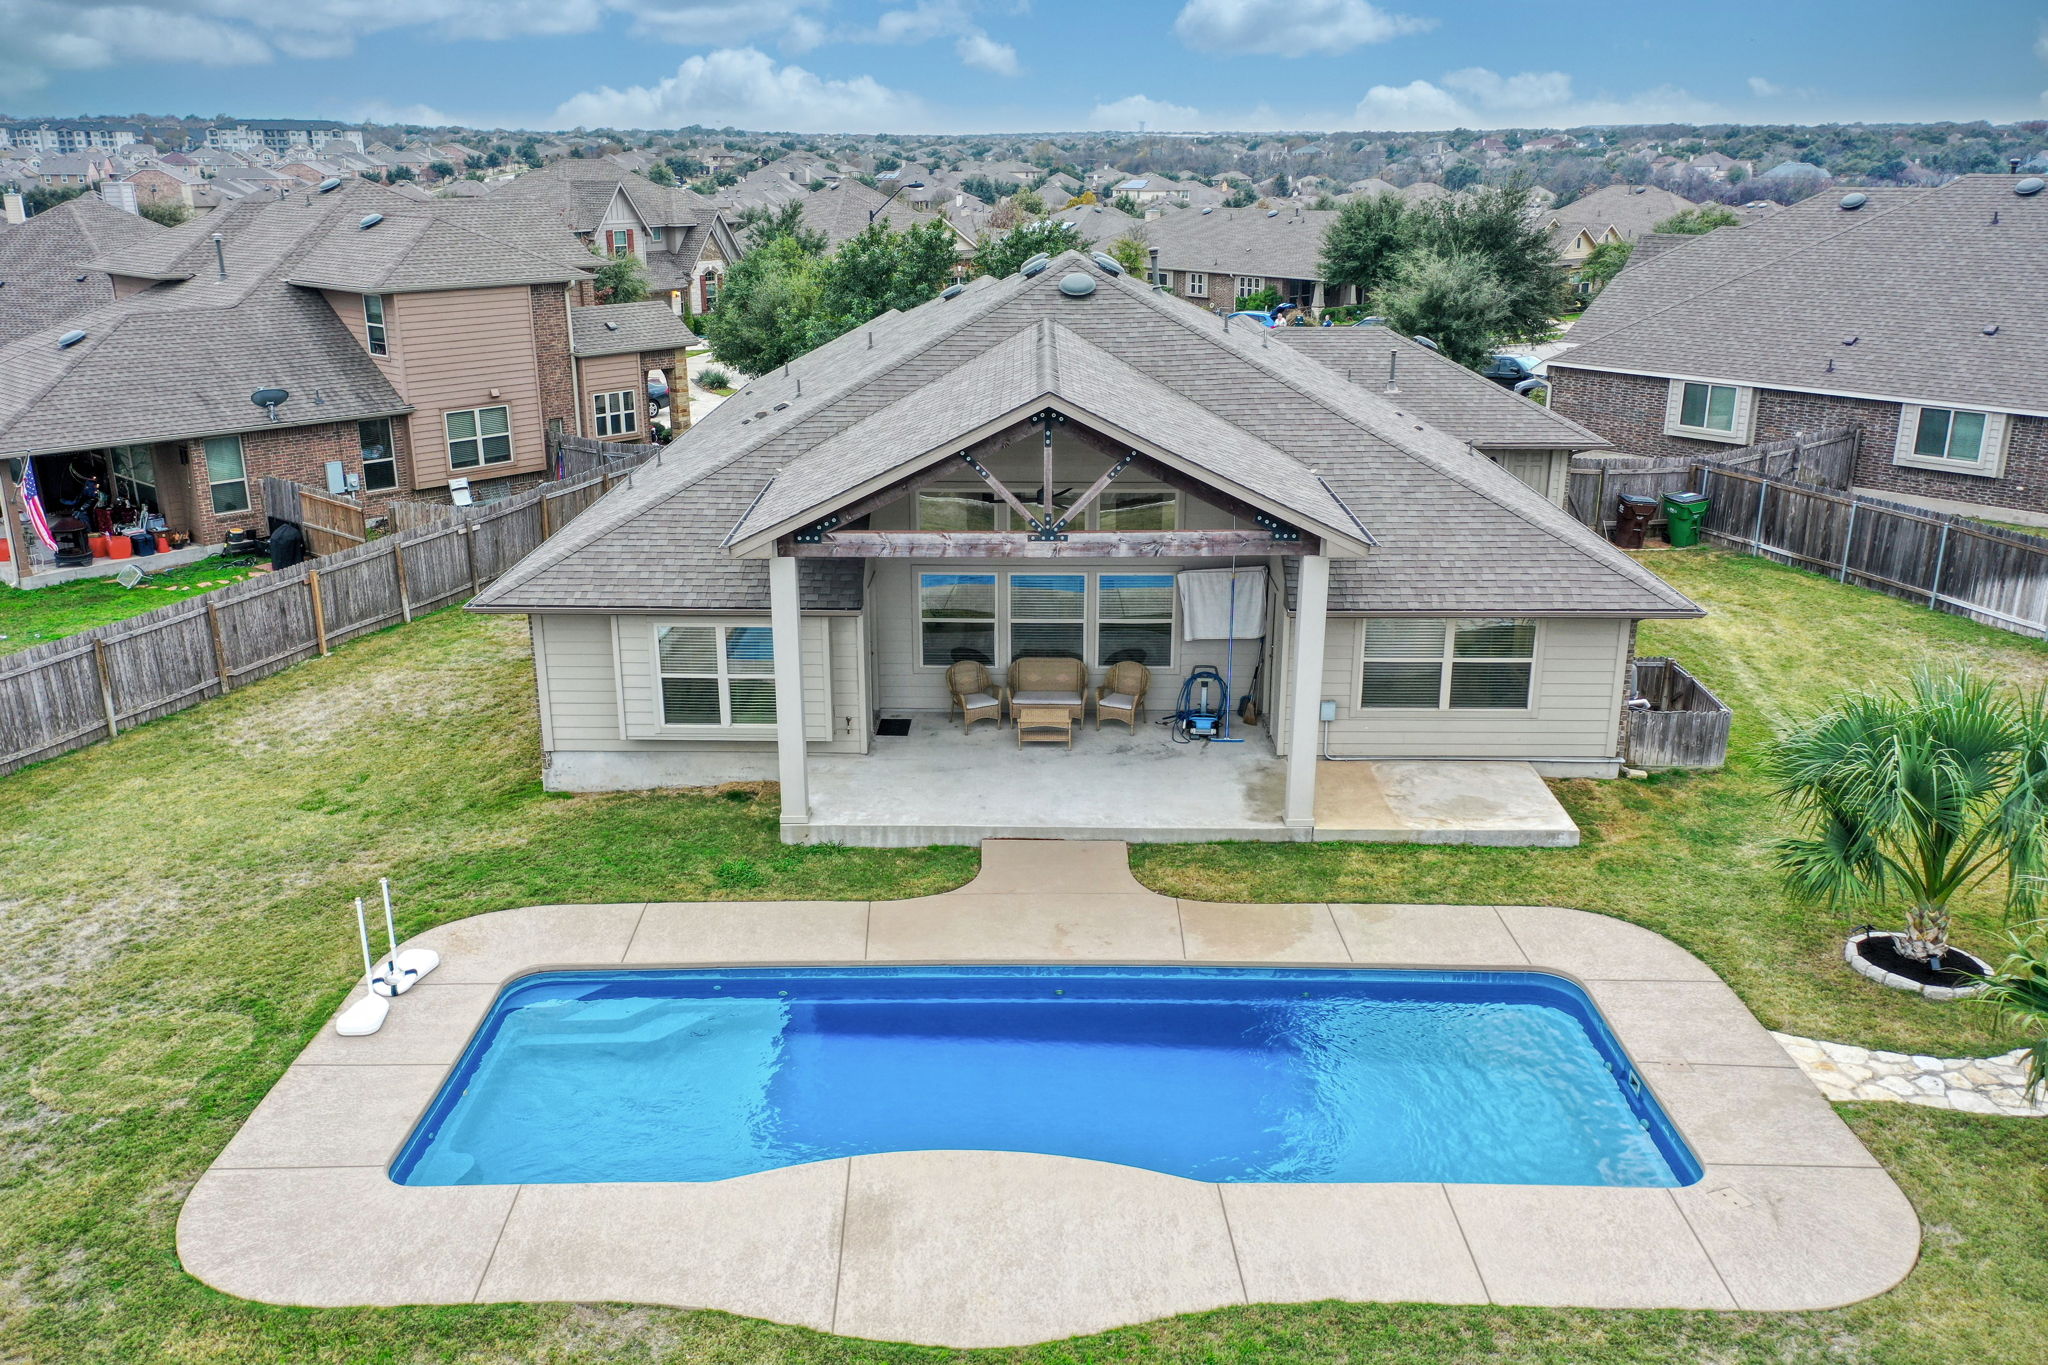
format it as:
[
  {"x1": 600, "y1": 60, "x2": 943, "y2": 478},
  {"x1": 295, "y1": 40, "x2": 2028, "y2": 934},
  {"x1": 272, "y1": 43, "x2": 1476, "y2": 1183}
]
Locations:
[{"x1": 1481, "y1": 354, "x2": 1547, "y2": 395}]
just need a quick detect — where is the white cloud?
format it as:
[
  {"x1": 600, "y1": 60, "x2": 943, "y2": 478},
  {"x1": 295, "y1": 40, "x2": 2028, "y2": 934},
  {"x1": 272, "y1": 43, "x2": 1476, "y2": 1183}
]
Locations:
[
  {"x1": 955, "y1": 32, "x2": 1020, "y2": 76},
  {"x1": 856, "y1": 1, "x2": 1022, "y2": 76},
  {"x1": 1173, "y1": 0, "x2": 1432, "y2": 57},
  {"x1": 350, "y1": 101, "x2": 456, "y2": 126},
  {"x1": 1089, "y1": 95, "x2": 1206, "y2": 131},
  {"x1": 1747, "y1": 75, "x2": 1784, "y2": 98},
  {"x1": 552, "y1": 48, "x2": 924, "y2": 131},
  {"x1": 1351, "y1": 67, "x2": 1717, "y2": 130}
]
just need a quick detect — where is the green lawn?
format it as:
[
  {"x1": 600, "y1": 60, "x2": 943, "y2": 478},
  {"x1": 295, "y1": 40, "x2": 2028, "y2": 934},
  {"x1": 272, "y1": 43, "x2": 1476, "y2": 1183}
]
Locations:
[
  {"x1": 0, "y1": 555, "x2": 261, "y2": 657},
  {"x1": 2, "y1": 548, "x2": 2046, "y2": 1364}
]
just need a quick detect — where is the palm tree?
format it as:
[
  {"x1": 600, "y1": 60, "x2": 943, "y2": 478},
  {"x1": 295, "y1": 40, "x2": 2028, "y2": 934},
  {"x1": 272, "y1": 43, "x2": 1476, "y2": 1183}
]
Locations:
[
  {"x1": 1982, "y1": 929, "x2": 2048, "y2": 1096},
  {"x1": 1770, "y1": 672, "x2": 2048, "y2": 968}
]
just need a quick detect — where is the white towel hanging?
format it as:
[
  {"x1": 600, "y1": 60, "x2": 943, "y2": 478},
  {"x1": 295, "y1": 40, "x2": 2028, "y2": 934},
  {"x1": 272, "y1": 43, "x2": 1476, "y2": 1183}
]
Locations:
[{"x1": 1178, "y1": 567, "x2": 1267, "y2": 640}]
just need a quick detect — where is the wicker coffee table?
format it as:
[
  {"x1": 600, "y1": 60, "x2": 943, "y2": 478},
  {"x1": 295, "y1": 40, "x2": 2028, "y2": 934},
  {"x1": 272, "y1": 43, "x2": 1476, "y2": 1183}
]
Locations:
[{"x1": 1013, "y1": 703, "x2": 1073, "y2": 749}]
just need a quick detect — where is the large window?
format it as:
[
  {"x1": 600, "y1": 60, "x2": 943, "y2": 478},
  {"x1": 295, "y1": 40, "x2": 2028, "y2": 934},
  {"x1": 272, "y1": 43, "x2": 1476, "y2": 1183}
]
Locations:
[
  {"x1": 358, "y1": 419, "x2": 397, "y2": 491},
  {"x1": 1912, "y1": 406, "x2": 1987, "y2": 464},
  {"x1": 445, "y1": 405, "x2": 512, "y2": 469},
  {"x1": 605, "y1": 228, "x2": 634, "y2": 256},
  {"x1": 1186, "y1": 272, "x2": 1207, "y2": 298},
  {"x1": 1097, "y1": 489, "x2": 1176, "y2": 531},
  {"x1": 1097, "y1": 574, "x2": 1175, "y2": 667},
  {"x1": 363, "y1": 294, "x2": 389, "y2": 356},
  {"x1": 1009, "y1": 574, "x2": 1085, "y2": 660},
  {"x1": 1360, "y1": 618, "x2": 1534, "y2": 710},
  {"x1": 914, "y1": 485, "x2": 1176, "y2": 532},
  {"x1": 656, "y1": 624, "x2": 776, "y2": 727},
  {"x1": 919, "y1": 570, "x2": 1176, "y2": 670},
  {"x1": 203, "y1": 435, "x2": 250, "y2": 514},
  {"x1": 592, "y1": 389, "x2": 638, "y2": 437},
  {"x1": 109, "y1": 444, "x2": 157, "y2": 510},
  {"x1": 919, "y1": 572, "x2": 997, "y2": 666},
  {"x1": 1664, "y1": 379, "x2": 1750, "y2": 442},
  {"x1": 1235, "y1": 275, "x2": 1264, "y2": 299},
  {"x1": 917, "y1": 489, "x2": 1001, "y2": 530}
]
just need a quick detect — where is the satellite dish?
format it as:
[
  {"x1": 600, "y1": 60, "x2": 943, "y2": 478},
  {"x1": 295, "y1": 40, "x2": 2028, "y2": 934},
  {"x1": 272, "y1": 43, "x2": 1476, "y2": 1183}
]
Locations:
[
  {"x1": 316, "y1": 177, "x2": 343, "y2": 193},
  {"x1": 57, "y1": 330, "x2": 87, "y2": 349},
  {"x1": 250, "y1": 388, "x2": 289, "y2": 422},
  {"x1": 1090, "y1": 251, "x2": 1123, "y2": 275},
  {"x1": 359, "y1": 213, "x2": 383, "y2": 230},
  {"x1": 1838, "y1": 192, "x2": 1868, "y2": 210}
]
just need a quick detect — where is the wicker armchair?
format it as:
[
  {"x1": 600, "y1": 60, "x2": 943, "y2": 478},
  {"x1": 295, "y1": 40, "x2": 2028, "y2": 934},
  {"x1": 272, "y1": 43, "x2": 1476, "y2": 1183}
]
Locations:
[
  {"x1": 945, "y1": 660, "x2": 1005, "y2": 731},
  {"x1": 1006, "y1": 656, "x2": 1087, "y2": 721},
  {"x1": 1095, "y1": 660, "x2": 1151, "y2": 732}
]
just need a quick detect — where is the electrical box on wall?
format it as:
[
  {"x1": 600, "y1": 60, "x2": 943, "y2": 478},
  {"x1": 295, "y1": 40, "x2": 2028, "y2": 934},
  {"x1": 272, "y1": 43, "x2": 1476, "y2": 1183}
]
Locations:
[
  {"x1": 324, "y1": 460, "x2": 346, "y2": 494},
  {"x1": 1319, "y1": 700, "x2": 1338, "y2": 722}
]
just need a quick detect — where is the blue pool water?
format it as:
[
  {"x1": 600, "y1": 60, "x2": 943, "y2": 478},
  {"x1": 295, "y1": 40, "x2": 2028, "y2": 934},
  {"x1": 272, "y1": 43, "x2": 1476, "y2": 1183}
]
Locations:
[{"x1": 390, "y1": 966, "x2": 1700, "y2": 1188}]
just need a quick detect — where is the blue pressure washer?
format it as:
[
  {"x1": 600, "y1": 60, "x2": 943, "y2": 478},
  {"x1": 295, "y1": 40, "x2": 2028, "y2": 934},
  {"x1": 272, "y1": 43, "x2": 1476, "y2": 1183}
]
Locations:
[{"x1": 1166, "y1": 665, "x2": 1231, "y2": 743}]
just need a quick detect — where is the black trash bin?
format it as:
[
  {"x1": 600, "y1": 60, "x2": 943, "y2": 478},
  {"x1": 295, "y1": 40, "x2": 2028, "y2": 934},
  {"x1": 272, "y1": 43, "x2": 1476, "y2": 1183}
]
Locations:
[{"x1": 1612, "y1": 494, "x2": 1657, "y2": 549}]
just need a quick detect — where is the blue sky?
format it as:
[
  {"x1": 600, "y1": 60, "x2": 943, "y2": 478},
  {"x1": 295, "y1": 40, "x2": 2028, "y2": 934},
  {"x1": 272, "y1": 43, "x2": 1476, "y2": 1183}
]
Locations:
[{"x1": 4, "y1": 1, "x2": 2046, "y2": 134}]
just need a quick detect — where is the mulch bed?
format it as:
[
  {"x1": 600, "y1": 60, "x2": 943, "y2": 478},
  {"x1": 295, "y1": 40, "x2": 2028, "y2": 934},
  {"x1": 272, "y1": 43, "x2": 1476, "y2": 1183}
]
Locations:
[{"x1": 1852, "y1": 932, "x2": 1992, "y2": 989}]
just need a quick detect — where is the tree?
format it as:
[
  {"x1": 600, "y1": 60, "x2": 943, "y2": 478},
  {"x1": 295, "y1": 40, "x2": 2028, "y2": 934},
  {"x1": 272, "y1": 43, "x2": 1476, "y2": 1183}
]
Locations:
[
  {"x1": 1237, "y1": 285, "x2": 1283, "y2": 313},
  {"x1": 588, "y1": 245, "x2": 651, "y2": 304},
  {"x1": 1319, "y1": 192, "x2": 1413, "y2": 299},
  {"x1": 517, "y1": 140, "x2": 542, "y2": 168},
  {"x1": 1418, "y1": 183, "x2": 1569, "y2": 343},
  {"x1": 1442, "y1": 163, "x2": 1482, "y2": 192},
  {"x1": 1983, "y1": 930, "x2": 2048, "y2": 1095},
  {"x1": 700, "y1": 235, "x2": 826, "y2": 375},
  {"x1": 428, "y1": 161, "x2": 456, "y2": 180},
  {"x1": 22, "y1": 185, "x2": 87, "y2": 214},
  {"x1": 1311, "y1": 191, "x2": 1339, "y2": 210},
  {"x1": 1577, "y1": 239, "x2": 1632, "y2": 294},
  {"x1": 1112, "y1": 192, "x2": 1140, "y2": 216},
  {"x1": 812, "y1": 219, "x2": 959, "y2": 338},
  {"x1": 137, "y1": 200, "x2": 189, "y2": 227},
  {"x1": 734, "y1": 199, "x2": 827, "y2": 255},
  {"x1": 645, "y1": 161, "x2": 676, "y2": 186},
  {"x1": 1223, "y1": 184, "x2": 1257, "y2": 208},
  {"x1": 1654, "y1": 205, "x2": 1742, "y2": 235},
  {"x1": 1771, "y1": 673, "x2": 2048, "y2": 967},
  {"x1": 972, "y1": 219, "x2": 1082, "y2": 278},
  {"x1": 1369, "y1": 249, "x2": 1511, "y2": 369},
  {"x1": 1106, "y1": 230, "x2": 1150, "y2": 279},
  {"x1": 385, "y1": 166, "x2": 415, "y2": 183}
]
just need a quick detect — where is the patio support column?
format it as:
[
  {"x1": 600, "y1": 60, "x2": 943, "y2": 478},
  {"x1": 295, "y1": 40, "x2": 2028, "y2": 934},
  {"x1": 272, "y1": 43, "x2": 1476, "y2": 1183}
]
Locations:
[
  {"x1": 1283, "y1": 553, "x2": 1330, "y2": 833},
  {"x1": 770, "y1": 550, "x2": 809, "y2": 835}
]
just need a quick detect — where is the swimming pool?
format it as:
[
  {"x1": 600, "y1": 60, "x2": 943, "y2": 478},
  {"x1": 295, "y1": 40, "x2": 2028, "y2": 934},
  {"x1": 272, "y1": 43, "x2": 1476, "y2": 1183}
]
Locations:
[{"x1": 390, "y1": 965, "x2": 1700, "y2": 1188}]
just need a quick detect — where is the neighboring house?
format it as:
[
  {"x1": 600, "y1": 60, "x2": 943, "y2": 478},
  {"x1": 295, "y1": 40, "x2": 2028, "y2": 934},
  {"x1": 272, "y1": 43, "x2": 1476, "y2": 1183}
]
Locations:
[
  {"x1": 1548, "y1": 174, "x2": 2048, "y2": 521},
  {"x1": 1545, "y1": 184, "x2": 1700, "y2": 271},
  {"x1": 115, "y1": 164, "x2": 205, "y2": 208},
  {"x1": 1136, "y1": 205, "x2": 1343, "y2": 310},
  {"x1": 0, "y1": 193, "x2": 164, "y2": 344},
  {"x1": 1271, "y1": 327, "x2": 1612, "y2": 505},
  {"x1": 1114, "y1": 177, "x2": 1180, "y2": 205},
  {"x1": 776, "y1": 180, "x2": 975, "y2": 256},
  {"x1": 0, "y1": 180, "x2": 628, "y2": 570},
  {"x1": 568, "y1": 300, "x2": 701, "y2": 442},
  {"x1": 466, "y1": 250, "x2": 1697, "y2": 844},
  {"x1": 36, "y1": 154, "x2": 113, "y2": 189},
  {"x1": 486, "y1": 159, "x2": 736, "y2": 317}
]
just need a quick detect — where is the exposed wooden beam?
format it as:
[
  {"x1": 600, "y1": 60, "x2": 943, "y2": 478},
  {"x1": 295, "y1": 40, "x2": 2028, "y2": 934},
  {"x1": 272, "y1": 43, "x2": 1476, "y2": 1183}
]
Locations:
[
  {"x1": 1048, "y1": 453, "x2": 1132, "y2": 534},
  {"x1": 780, "y1": 530, "x2": 1313, "y2": 559},
  {"x1": 1055, "y1": 424, "x2": 1308, "y2": 534},
  {"x1": 811, "y1": 459, "x2": 960, "y2": 533}
]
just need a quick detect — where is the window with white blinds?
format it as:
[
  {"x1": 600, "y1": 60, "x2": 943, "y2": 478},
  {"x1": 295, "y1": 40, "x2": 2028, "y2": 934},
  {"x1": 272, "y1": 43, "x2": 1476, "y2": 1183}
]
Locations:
[
  {"x1": 1361, "y1": 618, "x2": 1535, "y2": 710},
  {"x1": 1009, "y1": 574, "x2": 1085, "y2": 661},
  {"x1": 918, "y1": 570, "x2": 1176, "y2": 669},
  {"x1": 1097, "y1": 574, "x2": 1174, "y2": 667},
  {"x1": 656, "y1": 623, "x2": 777, "y2": 726}
]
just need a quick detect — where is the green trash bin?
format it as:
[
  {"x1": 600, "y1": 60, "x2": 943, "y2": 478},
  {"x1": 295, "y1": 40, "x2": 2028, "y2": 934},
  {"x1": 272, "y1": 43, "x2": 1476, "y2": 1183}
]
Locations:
[{"x1": 1662, "y1": 491, "x2": 1709, "y2": 547}]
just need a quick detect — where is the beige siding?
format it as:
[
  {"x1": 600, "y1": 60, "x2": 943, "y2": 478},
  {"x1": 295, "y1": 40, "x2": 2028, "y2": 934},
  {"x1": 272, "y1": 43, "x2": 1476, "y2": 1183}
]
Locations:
[
  {"x1": 1487, "y1": 449, "x2": 1571, "y2": 507},
  {"x1": 1276, "y1": 615, "x2": 1629, "y2": 760},
  {"x1": 828, "y1": 615, "x2": 870, "y2": 752},
  {"x1": 615, "y1": 615, "x2": 832, "y2": 745},
  {"x1": 575, "y1": 352, "x2": 645, "y2": 438},
  {"x1": 389, "y1": 286, "x2": 547, "y2": 489},
  {"x1": 320, "y1": 288, "x2": 400, "y2": 387},
  {"x1": 535, "y1": 613, "x2": 625, "y2": 745}
]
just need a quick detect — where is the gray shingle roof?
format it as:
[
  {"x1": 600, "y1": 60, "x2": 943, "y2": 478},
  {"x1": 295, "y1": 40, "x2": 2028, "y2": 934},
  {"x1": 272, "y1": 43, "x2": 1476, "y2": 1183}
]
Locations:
[
  {"x1": 0, "y1": 194, "x2": 164, "y2": 345},
  {"x1": 1271, "y1": 327, "x2": 1610, "y2": 450},
  {"x1": 472, "y1": 252, "x2": 1694, "y2": 621},
  {"x1": 1134, "y1": 205, "x2": 1338, "y2": 280},
  {"x1": 1545, "y1": 184, "x2": 1699, "y2": 242},
  {"x1": 570, "y1": 300, "x2": 701, "y2": 356},
  {"x1": 1555, "y1": 176, "x2": 2042, "y2": 415},
  {"x1": 286, "y1": 210, "x2": 590, "y2": 293}
]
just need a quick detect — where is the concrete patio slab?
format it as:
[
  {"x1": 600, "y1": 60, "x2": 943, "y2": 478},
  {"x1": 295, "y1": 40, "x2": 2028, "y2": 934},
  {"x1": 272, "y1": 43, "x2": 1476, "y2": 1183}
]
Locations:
[
  {"x1": 1446, "y1": 1183, "x2": 1736, "y2": 1310},
  {"x1": 1313, "y1": 761, "x2": 1580, "y2": 847},
  {"x1": 186, "y1": 839, "x2": 1920, "y2": 1346},
  {"x1": 1495, "y1": 904, "x2": 1720, "y2": 981},
  {"x1": 1176, "y1": 901, "x2": 1346, "y2": 961},
  {"x1": 180, "y1": 1168, "x2": 516, "y2": 1306},
  {"x1": 1221, "y1": 1183, "x2": 1488, "y2": 1306},
  {"x1": 212, "y1": 1064, "x2": 444, "y2": 1169},
  {"x1": 1671, "y1": 1165, "x2": 1923, "y2": 1310},
  {"x1": 1330, "y1": 903, "x2": 1529, "y2": 967},
  {"x1": 1640, "y1": 1062, "x2": 1882, "y2": 1168},
  {"x1": 406, "y1": 902, "x2": 645, "y2": 985},
  {"x1": 627, "y1": 900, "x2": 870, "y2": 964},
  {"x1": 833, "y1": 1150, "x2": 1245, "y2": 1347},
  {"x1": 1585, "y1": 979, "x2": 1800, "y2": 1069},
  {"x1": 476, "y1": 1162, "x2": 849, "y2": 1329}
]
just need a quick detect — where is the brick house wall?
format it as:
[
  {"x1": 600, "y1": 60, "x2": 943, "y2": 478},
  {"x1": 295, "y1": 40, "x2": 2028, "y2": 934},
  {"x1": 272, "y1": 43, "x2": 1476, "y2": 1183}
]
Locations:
[
  {"x1": 529, "y1": 283, "x2": 577, "y2": 443},
  {"x1": 1550, "y1": 365, "x2": 2048, "y2": 515},
  {"x1": 170, "y1": 417, "x2": 411, "y2": 546}
]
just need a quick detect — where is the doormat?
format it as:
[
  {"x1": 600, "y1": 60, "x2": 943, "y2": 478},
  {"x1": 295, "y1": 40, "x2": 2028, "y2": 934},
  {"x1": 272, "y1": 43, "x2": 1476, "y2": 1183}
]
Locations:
[{"x1": 876, "y1": 717, "x2": 912, "y2": 736}]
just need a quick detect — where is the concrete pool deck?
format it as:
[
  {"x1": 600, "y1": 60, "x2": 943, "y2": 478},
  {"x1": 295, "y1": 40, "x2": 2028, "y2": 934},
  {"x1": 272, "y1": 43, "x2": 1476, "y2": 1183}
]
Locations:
[{"x1": 179, "y1": 841, "x2": 1920, "y2": 1348}]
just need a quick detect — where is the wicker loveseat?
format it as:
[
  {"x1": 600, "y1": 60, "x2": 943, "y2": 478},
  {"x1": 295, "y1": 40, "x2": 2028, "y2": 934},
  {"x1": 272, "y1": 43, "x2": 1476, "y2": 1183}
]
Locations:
[{"x1": 1007, "y1": 656, "x2": 1088, "y2": 721}]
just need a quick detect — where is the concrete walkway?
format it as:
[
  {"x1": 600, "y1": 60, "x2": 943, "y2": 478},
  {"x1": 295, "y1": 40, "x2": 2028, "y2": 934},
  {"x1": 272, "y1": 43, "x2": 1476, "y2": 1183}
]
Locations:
[{"x1": 181, "y1": 842, "x2": 1918, "y2": 1347}]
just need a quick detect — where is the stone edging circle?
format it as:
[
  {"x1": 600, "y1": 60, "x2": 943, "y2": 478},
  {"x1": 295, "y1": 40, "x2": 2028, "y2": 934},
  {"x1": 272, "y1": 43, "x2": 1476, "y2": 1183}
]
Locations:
[{"x1": 1844, "y1": 930, "x2": 1991, "y2": 1001}]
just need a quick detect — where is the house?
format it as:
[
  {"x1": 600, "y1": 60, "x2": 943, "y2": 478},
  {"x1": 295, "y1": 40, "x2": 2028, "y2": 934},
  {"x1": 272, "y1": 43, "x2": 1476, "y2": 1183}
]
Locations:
[
  {"x1": 35, "y1": 154, "x2": 113, "y2": 189},
  {"x1": 1136, "y1": 205, "x2": 1343, "y2": 311},
  {"x1": 1270, "y1": 327, "x2": 1612, "y2": 505},
  {"x1": 1548, "y1": 174, "x2": 2048, "y2": 522},
  {"x1": 3, "y1": 121, "x2": 142, "y2": 153},
  {"x1": 206, "y1": 121, "x2": 364, "y2": 155},
  {"x1": 1114, "y1": 177, "x2": 1180, "y2": 205},
  {"x1": 770, "y1": 180, "x2": 976, "y2": 256},
  {"x1": 0, "y1": 193, "x2": 164, "y2": 345},
  {"x1": 1687, "y1": 151, "x2": 1748, "y2": 181},
  {"x1": 1544, "y1": 183, "x2": 1700, "y2": 271},
  {"x1": 465, "y1": 251, "x2": 1698, "y2": 844},
  {"x1": 485, "y1": 159, "x2": 736, "y2": 317},
  {"x1": 0, "y1": 180, "x2": 657, "y2": 577},
  {"x1": 568, "y1": 300, "x2": 701, "y2": 442}
]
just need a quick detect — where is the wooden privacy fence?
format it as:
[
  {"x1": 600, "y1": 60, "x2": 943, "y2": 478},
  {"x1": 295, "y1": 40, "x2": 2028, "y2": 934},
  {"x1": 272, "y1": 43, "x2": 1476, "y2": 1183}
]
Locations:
[
  {"x1": 259, "y1": 476, "x2": 367, "y2": 556},
  {"x1": 1624, "y1": 656, "x2": 1731, "y2": 769},
  {"x1": 1567, "y1": 429, "x2": 1858, "y2": 532},
  {"x1": 0, "y1": 459, "x2": 653, "y2": 777},
  {"x1": 551, "y1": 431, "x2": 665, "y2": 481},
  {"x1": 1690, "y1": 464, "x2": 2048, "y2": 640}
]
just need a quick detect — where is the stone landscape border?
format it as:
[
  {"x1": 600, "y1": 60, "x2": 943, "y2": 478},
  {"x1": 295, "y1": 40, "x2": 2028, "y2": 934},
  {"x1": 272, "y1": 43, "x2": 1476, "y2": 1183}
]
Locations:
[{"x1": 178, "y1": 842, "x2": 1922, "y2": 1349}]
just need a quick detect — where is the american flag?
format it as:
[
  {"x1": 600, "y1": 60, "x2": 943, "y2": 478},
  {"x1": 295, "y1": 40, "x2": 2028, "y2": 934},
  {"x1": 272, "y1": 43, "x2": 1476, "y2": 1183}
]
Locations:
[{"x1": 20, "y1": 459, "x2": 54, "y2": 550}]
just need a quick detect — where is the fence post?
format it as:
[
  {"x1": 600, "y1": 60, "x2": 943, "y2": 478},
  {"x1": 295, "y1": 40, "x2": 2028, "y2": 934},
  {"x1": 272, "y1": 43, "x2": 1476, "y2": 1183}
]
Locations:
[
  {"x1": 1928, "y1": 523, "x2": 1950, "y2": 607},
  {"x1": 1594, "y1": 466, "x2": 1608, "y2": 532},
  {"x1": 393, "y1": 538, "x2": 414, "y2": 623},
  {"x1": 463, "y1": 525, "x2": 480, "y2": 594},
  {"x1": 307, "y1": 569, "x2": 329, "y2": 656},
  {"x1": 539, "y1": 490, "x2": 553, "y2": 539},
  {"x1": 1837, "y1": 501, "x2": 1858, "y2": 582},
  {"x1": 1750, "y1": 476, "x2": 1768, "y2": 555},
  {"x1": 204, "y1": 597, "x2": 231, "y2": 694},
  {"x1": 91, "y1": 638, "x2": 119, "y2": 739}
]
